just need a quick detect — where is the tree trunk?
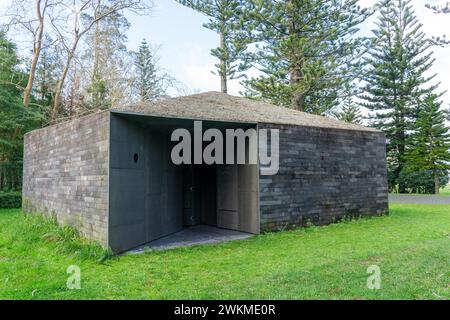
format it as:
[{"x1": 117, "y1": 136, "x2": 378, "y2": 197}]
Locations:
[
  {"x1": 91, "y1": 19, "x2": 101, "y2": 106},
  {"x1": 23, "y1": 0, "x2": 45, "y2": 107},
  {"x1": 51, "y1": 36, "x2": 80, "y2": 122},
  {"x1": 434, "y1": 170, "x2": 440, "y2": 194},
  {"x1": 397, "y1": 124, "x2": 407, "y2": 193},
  {"x1": 220, "y1": 27, "x2": 227, "y2": 93},
  {"x1": 290, "y1": 69, "x2": 304, "y2": 111},
  {"x1": 287, "y1": 1, "x2": 304, "y2": 111},
  {"x1": 0, "y1": 168, "x2": 3, "y2": 190}
]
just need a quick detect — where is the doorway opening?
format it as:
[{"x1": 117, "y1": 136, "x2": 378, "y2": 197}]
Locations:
[{"x1": 108, "y1": 112, "x2": 259, "y2": 253}]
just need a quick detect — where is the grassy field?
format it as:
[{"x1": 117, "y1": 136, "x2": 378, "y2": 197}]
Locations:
[
  {"x1": 0, "y1": 204, "x2": 449, "y2": 300},
  {"x1": 441, "y1": 185, "x2": 450, "y2": 196}
]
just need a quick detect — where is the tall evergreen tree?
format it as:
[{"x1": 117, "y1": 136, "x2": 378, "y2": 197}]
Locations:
[
  {"x1": 333, "y1": 104, "x2": 363, "y2": 124},
  {"x1": 360, "y1": 0, "x2": 439, "y2": 192},
  {"x1": 242, "y1": 0, "x2": 370, "y2": 114},
  {"x1": 175, "y1": 0, "x2": 249, "y2": 93},
  {"x1": 134, "y1": 39, "x2": 170, "y2": 102},
  {"x1": 404, "y1": 94, "x2": 450, "y2": 194}
]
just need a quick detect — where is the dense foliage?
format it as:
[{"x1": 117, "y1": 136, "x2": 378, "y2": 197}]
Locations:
[
  {"x1": 243, "y1": 0, "x2": 370, "y2": 114},
  {"x1": 404, "y1": 94, "x2": 450, "y2": 193},
  {"x1": 0, "y1": 191, "x2": 22, "y2": 208},
  {"x1": 0, "y1": 32, "x2": 43, "y2": 191},
  {"x1": 398, "y1": 169, "x2": 449, "y2": 194}
]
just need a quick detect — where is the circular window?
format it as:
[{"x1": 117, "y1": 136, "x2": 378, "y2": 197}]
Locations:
[{"x1": 133, "y1": 153, "x2": 139, "y2": 163}]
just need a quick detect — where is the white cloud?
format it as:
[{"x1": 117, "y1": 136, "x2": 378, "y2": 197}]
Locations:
[
  {"x1": 175, "y1": 44, "x2": 247, "y2": 96},
  {"x1": 180, "y1": 44, "x2": 219, "y2": 92}
]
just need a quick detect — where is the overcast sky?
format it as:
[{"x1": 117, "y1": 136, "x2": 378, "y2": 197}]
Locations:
[{"x1": 1, "y1": 0, "x2": 449, "y2": 106}]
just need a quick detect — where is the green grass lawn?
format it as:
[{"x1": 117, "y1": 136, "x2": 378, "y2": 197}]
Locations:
[
  {"x1": 0, "y1": 205, "x2": 449, "y2": 300},
  {"x1": 440, "y1": 186, "x2": 450, "y2": 196}
]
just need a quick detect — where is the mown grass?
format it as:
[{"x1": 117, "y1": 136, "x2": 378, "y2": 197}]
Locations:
[
  {"x1": 440, "y1": 185, "x2": 450, "y2": 196},
  {"x1": 0, "y1": 205, "x2": 449, "y2": 300}
]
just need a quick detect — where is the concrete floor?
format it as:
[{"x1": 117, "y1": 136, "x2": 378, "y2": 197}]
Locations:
[{"x1": 128, "y1": 225, "x2": 252, "y2": 253}]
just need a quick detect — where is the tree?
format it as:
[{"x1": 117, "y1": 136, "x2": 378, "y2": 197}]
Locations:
[
  {"x1": 33, "y1": 34, "x2": 61, "y2": 118},
  {"x1": 333, "y1": 104, "x2": 363, "y2": 124},
  {"x1": 85, "y1": 10, "x2": 131, "y2": 110},
  {"x1": 3, "y1": 0, "x2": 55, "y2": 107},
  {"x1": 398, "y1": 169, "x2": 449, "y2": 194},
  {"x1": 133, "y1": 39, "x2": 173, "y2": 102},
  {"x1": 49, "y1": 0, "x2": 152, "y2": 123},
  {"x1": 360, "y1": 0, "x2": 439, "y2": 193},
  {"x1": 242, "y1": 0, "x2": 370, "y2": 114},
  {"x1": 0, "y1": 31, "x2": 41, "y2": 190},
  {"x1": 404, "y1": 94, "x2": 450, "y2": 194},
  {"x1": 175, "y1": 0, "x2": 249, "y2": 93},
  {"x1": 23, "y1": 0, "x2": 47, "y2": 107}
]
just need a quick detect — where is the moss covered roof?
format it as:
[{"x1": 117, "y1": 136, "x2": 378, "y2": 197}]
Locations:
[{"x1": 114, "y1": 91, "x2": 379, "y2": 132}]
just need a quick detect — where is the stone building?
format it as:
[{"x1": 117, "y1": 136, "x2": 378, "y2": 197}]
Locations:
[{"x1": 23, "y1": 92, "x2": 388, "y2": 253}]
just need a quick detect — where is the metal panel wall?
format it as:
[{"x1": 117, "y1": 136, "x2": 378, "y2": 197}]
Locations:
[
  {"x1": 109, "y1": 114, "x2": 183, "y2": 252},
  {"x1": 216, "y1": 164, "x2": 259, "y2": 234},
  {"x1": 109, "y1": 115, "x2": 146, "y2": 252}
]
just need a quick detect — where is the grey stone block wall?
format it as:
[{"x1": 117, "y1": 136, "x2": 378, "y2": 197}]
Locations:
[
  {"x1": 258, "y1": 123, "x2": 389, "y2": 231},
  {"x1": 22, "y1": 112, "x2": 110, "y2": 246}
]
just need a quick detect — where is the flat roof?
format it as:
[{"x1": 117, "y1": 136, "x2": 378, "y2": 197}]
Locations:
[{"x1": 113, "y1": 92, "x2": 379, "y2": 133}]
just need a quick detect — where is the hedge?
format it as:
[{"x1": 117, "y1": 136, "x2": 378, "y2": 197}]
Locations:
[{"x1": 0, "y1": 191, "x2": 22, "y2": 208}]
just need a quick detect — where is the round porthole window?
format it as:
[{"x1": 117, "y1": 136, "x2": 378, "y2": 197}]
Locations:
[{"x1": 133, "y1": 153, "x2": 139, "y2": 163}]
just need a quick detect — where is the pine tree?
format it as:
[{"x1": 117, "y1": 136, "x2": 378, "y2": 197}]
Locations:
[
  {"x1": 134, "y1": 39, "x2": 166, "y2": 102},
  {"x1": 360, "y1": 0, "x2": 439, "y2": 193},
  {"x1": 175, "y1": 0, "x2": 249, "y2": 93},
  {"x1": 405, "y1": 94, "x2": 450, "y2": 194},
  {"x1": 242, "y1": 0, "x2": 370, "y2": 114},
  {"x1": 333, "y1": 105, "x2": 363, "y2": 124}
]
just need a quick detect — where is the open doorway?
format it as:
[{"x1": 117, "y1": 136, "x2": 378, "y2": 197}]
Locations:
[
  {"x1": 182, "y1": 163, "x2": 259, "y2": 233},
  {"x1": 108, "y1": 112, "x2": 259, "y2": 253}
]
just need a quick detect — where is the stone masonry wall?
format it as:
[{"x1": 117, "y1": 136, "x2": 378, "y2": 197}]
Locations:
[
  {"x1": 259, "y1": 124, "x2": 389, "y2": 231},
  {"x1": 23, "y1": 112, "x2": 110, "y2": 246}
]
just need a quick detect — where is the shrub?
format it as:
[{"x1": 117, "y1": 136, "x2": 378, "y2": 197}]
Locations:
[
  {"x1": 0, "y1": 191, "x2": 22, "y2": 208},
  {"x1": 397, "y1": 169, "x2": 450, "y2": 194}
]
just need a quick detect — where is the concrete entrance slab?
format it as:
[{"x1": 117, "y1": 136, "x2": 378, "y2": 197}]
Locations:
[{"x1": 127, "y1": 225, "x2": 253, "y2": 253}]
